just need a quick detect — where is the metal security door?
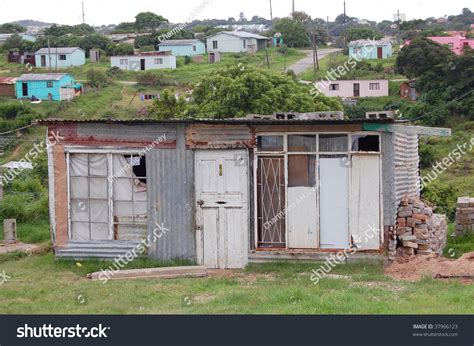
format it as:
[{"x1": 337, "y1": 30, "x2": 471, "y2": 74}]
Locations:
[{"x1": 195, "y1": 150, "x2": 249, "y2": 269}]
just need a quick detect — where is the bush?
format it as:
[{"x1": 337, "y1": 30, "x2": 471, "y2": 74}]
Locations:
[
  {"x1": 136, "y1": 71, "x2": 172, "y2": 87},
  {"x1": 87, "y1": 69, "x2": 109, "y2": 88},
  {"x1": 419, "y1": 143, "x2": 436, "y2": 169},
  {"x1": 422, "y1": 181, "x2": 459, "y2": 220},
  {"x1": 184, "y1": 56, "x2": 192, "y2": 65},
  {"x1": 106, "y1": 66, "x2": 123, "y2": 79},
  {"x1": 0, "y1": 104, "x2": 30, "y2": 120}
]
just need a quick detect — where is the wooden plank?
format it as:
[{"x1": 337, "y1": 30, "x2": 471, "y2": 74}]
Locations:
[
  {"x1": 88, "y1": 266, "x2": 208, "y2": 281},
  {"x1": 363, "y1": 123, "x2": 451, "y2": 137}
]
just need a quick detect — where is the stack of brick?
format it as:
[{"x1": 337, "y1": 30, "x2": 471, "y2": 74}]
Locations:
[
  {"x1": 393, "y1": 197, "x2": 447, "y2": 257},
  {"x1": 455, "y1": 197, "x2": 474, "y2": 235}
]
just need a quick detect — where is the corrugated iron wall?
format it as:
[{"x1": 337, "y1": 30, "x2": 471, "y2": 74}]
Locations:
[
  {"x1": 394, "y1": 132, "x2": 420, "y2": 204},
  {"x1": 147, "y1": 124, "x2": 196, "y2": 261},
  {"x1": 381, "y1": 132, "x2": 396, "y2": 226}
]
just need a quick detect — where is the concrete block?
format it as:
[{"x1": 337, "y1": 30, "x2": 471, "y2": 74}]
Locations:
[{"x1": 398, "y1": 211, "x2": 412, "y2": 218}]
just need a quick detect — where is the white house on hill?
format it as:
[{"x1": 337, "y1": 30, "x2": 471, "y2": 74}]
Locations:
[{"x1": 206, "y1": 31, "x2": 270, "y2": 53}]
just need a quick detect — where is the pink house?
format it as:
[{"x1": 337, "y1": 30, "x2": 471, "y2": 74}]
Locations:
[
  {"x1": 313, "y1": 80, "x2": 389, "y2": 98},
  {"x1": 427, "y1": 35, "x2": 474, "y2": 55}
]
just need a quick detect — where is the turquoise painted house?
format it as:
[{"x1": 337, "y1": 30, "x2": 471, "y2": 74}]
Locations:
[
  {"x1": 157, "y1": 39, "x2": 205, "y2": 56},
  {"x1": 16, "y1": 73, "x2": 82, "y2": 101},
  {"x1": 34, "y1": 47, "x2": 86, "y2": 68},
  {"x1": 348, "y1": 39, "x2": 393, "y2": 60}
]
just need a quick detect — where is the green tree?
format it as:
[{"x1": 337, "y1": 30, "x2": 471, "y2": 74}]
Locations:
[
  {"x1": 346, "y1": 27, "x2": 383, "y2": 42},
  {"x1": 0, "y1": 22, "x2": 26, "y2": 33},
  {"x1": 135, "y1": 12, "x2": 168, "y2": 33},
  {"x1": 395, "y1": 37, "x2": 454, "y2": 78},
  {"x1": 87, "y1": 69, "x2": 109, "y2": 88},
  {"x1": 152, "y1": 66, "x2": 342, "y2": 118},
  {"x1": 273, "y1": 18, "x2": 310, "y2": 48},
  {"x1": 150, "y1": 89, "x2": 188, "y2": 119}
]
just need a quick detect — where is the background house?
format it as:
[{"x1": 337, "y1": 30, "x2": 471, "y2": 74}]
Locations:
[
  {"x1": 207, "y1": 31, "x2": 270, "y2": 53},
  {"x1": 7, "y1": 50, "x2": 35, "y2": 65},
  {"x1": 314, "y1": 80, "x2": 389, "y2": 98},
  {"x1": 349, "y1": 39, "x2": 393, "y2": 60},
  {"x1": 35, "y1": 47, "x2": 86, "y2": 68},
  {"x1": 16, "y1": 73, "x2": 82, "y2": 101},
  {"x1": 157, "y1": 39, "x2": 205, "y2": 56},
  {"x1": 110, "y1": 51, "x2": 176, "y2": 71},
  {"x1": 427, "y1": 35, "x2": 474, "y2": 55},
  {"x1": 0, "y1": 77, "x2": 17, "y2": 97}
]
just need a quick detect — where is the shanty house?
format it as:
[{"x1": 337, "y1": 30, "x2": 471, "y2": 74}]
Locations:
[
  {"x1": 35, "y1": 47, "x2": 86, "y2": 68},
  {"x1": 16, "y1": 73, "x2": 82, "y2": 101},
  {"x1": 7, "y1": 50, "x2": 35, "y2": 65},
  {"x1": 349, "y1": 39, "x2": 393, "y2": 60},
  {"x1": 0, "y1": 77, "x2": 17, "y2": 97},
  {"x1": 207, "y1": 31, "x2": 270, "y2": 53},
  {"x1": 314, "y1": 80, "x2": 389, "y2": 98},
  {"x1": 110, "y1": 51, "x2": 176, "y2": 71},
  {"x1": 157, "y1": 39, "x2": 206, "y2": 56},
  {"x1": 42, "y1": 112, "x2": 451, "y2": 268}
]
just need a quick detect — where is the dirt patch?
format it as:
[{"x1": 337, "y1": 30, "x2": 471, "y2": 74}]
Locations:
[
  {"x1": 351, "y1": 281, "x2": 405, "y2": 292},
  {"x1": 385, "y1": 252, "x2": 474, "y2": 281},
  {"x1": 207, "y1": 269, "x2": 276, "y2": 286},
  {"x1": 0, "y1": 242, "x2": 44, "y2": 255}
]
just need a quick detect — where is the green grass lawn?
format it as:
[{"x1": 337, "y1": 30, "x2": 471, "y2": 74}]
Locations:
[{"x1": 0, "y1": 252, "x2": 472, "y2": 314}]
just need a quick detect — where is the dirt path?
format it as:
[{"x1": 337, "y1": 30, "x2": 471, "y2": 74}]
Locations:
[{"x1": 288, "y1": 48, "x2": 341, "y2": 75}]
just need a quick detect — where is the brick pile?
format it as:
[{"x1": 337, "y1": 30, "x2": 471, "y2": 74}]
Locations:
[
  {"x1": 455, "y1": 197, "x2": 474, "y2": 235},
  {"x1": 392, "y1": 197, "x2": 447, "y2": 258}
]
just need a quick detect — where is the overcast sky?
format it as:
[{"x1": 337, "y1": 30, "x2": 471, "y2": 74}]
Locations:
[{"x1": 0, "y1": 0, "x2": 472, "y2": 26}]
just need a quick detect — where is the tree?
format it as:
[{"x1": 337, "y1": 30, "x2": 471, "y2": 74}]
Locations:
[
  {"x1": 1, "y1": 34, "x2": 22, "y2": 51},
  {"x1": 107, "y1": 43, "x2": 134, "y2": 56},
  {"x1": 346, "y1": 27, "x2": 383, "y2": 42},
  {"x1": 135, "y1": 12, "x2": 168, "y2": 33},
  {"x1": 273, "y1": 18, "x2": 310, "y2": 48},
  {"x1": 87, "y1": 69, "x2": 109, "y2": 88},
  {"x1": 395, "y1": 37, "x2": 454, "y2": 78},
  {"x1": 150, "y1": 66, "x2": 342, "y2": 118},
  {"x1": 292, "y1": 11, "x2": 311, "y2": 23},
  {"x1": 0, "y1": 22, "x2": 26, "y2": 33}
]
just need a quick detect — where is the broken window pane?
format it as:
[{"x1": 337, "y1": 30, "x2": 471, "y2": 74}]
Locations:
[
  {"x1": 257, "y1": 135, "x2": 284, "y2": 151},
  {"x1": 288, "y1": 135, "x2": 316, "y2": 152},
  {"x1": 351, "y1": 135, "x2": 380, "y2": 152},
  {"x1": 319, "y1": 134, "x2": 348, "y2": 152},
  {"x1": 288, "y1": 155, "x2": 317, "y2": 187}
]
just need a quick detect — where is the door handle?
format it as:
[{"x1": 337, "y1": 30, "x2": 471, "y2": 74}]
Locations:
[
  {"x1": 197, "y1": 200, "x2": 204, "y2": 206},
  {"x1": 216, "y1": 201, "x2": 227, "y2": 205}
]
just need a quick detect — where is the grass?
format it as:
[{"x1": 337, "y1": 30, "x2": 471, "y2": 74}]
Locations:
[
  {"x1": 0, "y1": 252, "x2": 473, "y2": 314},
  {"x1": 444, "y1": 223, "x2": 474, "y2": 259},
  {"x1": 0, "y1": 220, "x2": 50, "y2": 244}
]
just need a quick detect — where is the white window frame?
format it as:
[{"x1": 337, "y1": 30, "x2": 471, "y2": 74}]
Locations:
[
  {"x1": 65, "y1": 148, "x2": 146, "y2": 241},
  {"x1": 154, "y1": 58, "x2": 163, "y2": 65},
  {"x1": 369, "y1": 83, "x2": 380, "y2": 90},
  {"x1": 253, "y1": 132, "x2": 382, "y2": 251}
]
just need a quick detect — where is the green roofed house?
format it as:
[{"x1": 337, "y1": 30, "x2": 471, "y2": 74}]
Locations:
[
  {"x1": 348, "y1": 39, "x2": 393, "y2": 60},
  {"x1": 157, "y1": 39, "x2": 206, "y2": 56}
]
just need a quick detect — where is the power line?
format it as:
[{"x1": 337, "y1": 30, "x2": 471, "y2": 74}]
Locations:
[{"x1": 397, "y1": 89, "x2": 474, "y2": 123}]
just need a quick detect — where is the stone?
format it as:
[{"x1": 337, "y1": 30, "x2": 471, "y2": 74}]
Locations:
[
  {"x1": 400, "y1": 235, "x2": 416, "y2": 241},
  {"x1": 396, "y1": 227, "x2": 412, "y2": 235},
  {"x1": 416, "y1": 239, "x2": 428, "y2": 245},
  {"x1": 398, "y1": 211, "x2": 412, "y2": 218},
  {"x1": 403, "y1": 241, "x2": 418, "y2": 249},
  {"x1": 412, "y1": 213, "x2": 427, "y2": 221},
  {"x1": 399, "y1": 206, "x2": 413, "y2": 213},
  {"x1": 412, "y1": 207, "x2": 421, "y2": 214},
  {"x1": 461, "y1": 207, "x2": 474, "y2": 214}
]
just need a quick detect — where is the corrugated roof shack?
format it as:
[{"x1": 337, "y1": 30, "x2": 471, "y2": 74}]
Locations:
[{"x1": 41, "y1": 113, "x2": 450, "y2": 268}]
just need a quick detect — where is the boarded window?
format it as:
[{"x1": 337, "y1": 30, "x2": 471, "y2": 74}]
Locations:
[
  {"x1": 288, "y1": 135, "x2": 316, "y2": 152},
  {"x1": 351, "y1": 135, "x2": 380, "y2": 152},
  {"x1": 257, "y1": 135, "x2": 284, "y2": 152},
  {"x1": 319, "y1": 134, "x2": 348, "y2": 152}
]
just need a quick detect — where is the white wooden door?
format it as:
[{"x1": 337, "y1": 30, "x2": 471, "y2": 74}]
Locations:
[
  {"x1": 350, "y1": 155, "x2": 381, "y2": 249},
  {"x1": 319, "y1": 156, "x2": 349, "y2": 249},
  {"x1": 195, "y1": 150, "x2": 249, "y2": 269}
]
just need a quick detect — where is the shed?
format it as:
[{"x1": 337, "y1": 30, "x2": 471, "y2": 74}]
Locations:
[
  {"x1": 207, "y1": 31, "x2": 270, "y2": 53},
  {"x1": 34, "y1": 47, "x2": 86, "y2": 68},
  {"x1": 348, "y1": 39, "x2": 393, "y2": 60},
  {"x1": 7, "y1": 50, "x2": 35, "y2": 65},
  {"x1": 0, "y1": 77, "x2": 17, "y2": 97},
  {"x1": 16, "y1": 73, "x2": 82, "y2": 101},
  {"x1": 41, "y1": 113, "x2": 450, "y2": 268},
  {"x1": 157, "y1": 39, "x2": 206, "y2": 56}
]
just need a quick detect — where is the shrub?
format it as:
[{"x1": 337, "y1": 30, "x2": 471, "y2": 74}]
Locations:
[
  {"x1": 0, "y1": 104, "x2": 30, "y2": 120},
  {"x1": 87, "y1": 68, "x2": 109, "y2": 88},
  {"x1": 106, "y1": 66, "x2": 123, "y2": 79},
  {"x1": 421, "y1": 181, "x2": 459, "y2": 220},
  {"x1": 184, "y1": 56, "x2": 192, "y2": 65}
]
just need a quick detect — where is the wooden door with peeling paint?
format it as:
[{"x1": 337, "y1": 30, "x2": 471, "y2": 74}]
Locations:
[{"x1": 195, "y1": 150, "x2": 249, "y2": 269}]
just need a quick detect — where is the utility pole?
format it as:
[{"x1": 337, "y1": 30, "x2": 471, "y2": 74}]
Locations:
[
  {"x1": 82, "y1": 1, "x2": 85, "y2": 24},
  {"x1": 311, "y1": 32, "x2": 319, "y2": 77},
  {"x1": 47, "y1": 36, "x2": 52, "y2": 73},
  {"x1": 343, "y1": 0, "x2": 347, "y2": 49},
  {"x1": 326, "y1": 16, "x2": 329, "y2": 32},
  {"x1": 292, "y1": 0, "x2": 295, "y2": 16},
  {"x1": 397, "y1": 9, "x2": 401, "y2": 43},
  {"x1": 269, "y1": 0, "x2": 273, "y2": 28}
]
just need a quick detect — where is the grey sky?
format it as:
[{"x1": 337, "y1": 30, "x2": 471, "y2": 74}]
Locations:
[{"x1": 0, "y1": 0, "x2": 472, "y2": 26}]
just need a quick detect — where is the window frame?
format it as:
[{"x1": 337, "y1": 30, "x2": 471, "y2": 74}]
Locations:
[
  {"x1": 212, "y1": 40, "x2": 218, "y2": 49},
  {"x1": 58, "y1": 54, "x2": 67, "y2": 61},
  {"x1": 154, "y1": 58, "x2": 163, "y2": 65},
  {"x1": 119, "y1": 58, "x2": 128, "y2": 65},
  {"x1": 369, "y1": 82, "x2": 380, "y2": 90},
  {"x1": 65, "y1": 148, "x2": 147, "y2": 242},
  {"x1": 329, "y1": 83, "x2": 339, "y2": 91},
  {"x1": 46, "y1": 81, "x2": 53, "y2": 88}
]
